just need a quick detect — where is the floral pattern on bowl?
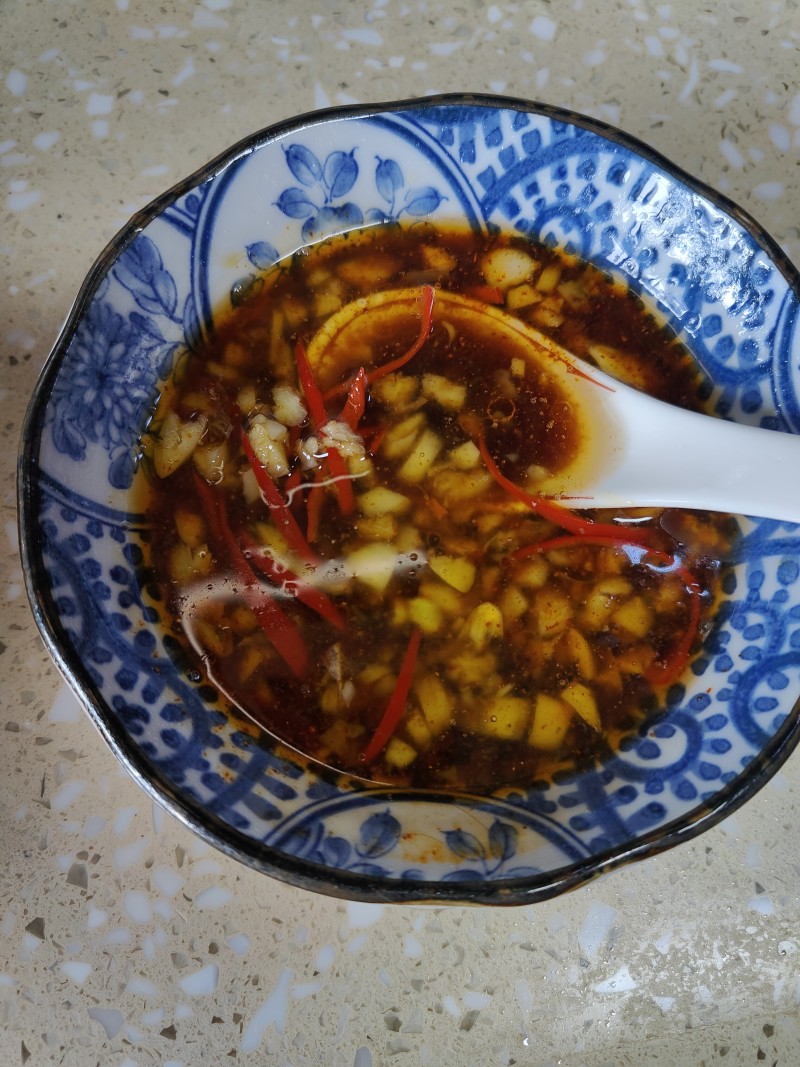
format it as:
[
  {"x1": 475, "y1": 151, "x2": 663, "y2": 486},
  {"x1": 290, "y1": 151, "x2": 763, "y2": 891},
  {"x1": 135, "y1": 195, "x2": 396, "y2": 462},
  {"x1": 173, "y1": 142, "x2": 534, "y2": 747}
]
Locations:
[{"x1": 19, "y1": 95, "x2": 800, "y2": 904}]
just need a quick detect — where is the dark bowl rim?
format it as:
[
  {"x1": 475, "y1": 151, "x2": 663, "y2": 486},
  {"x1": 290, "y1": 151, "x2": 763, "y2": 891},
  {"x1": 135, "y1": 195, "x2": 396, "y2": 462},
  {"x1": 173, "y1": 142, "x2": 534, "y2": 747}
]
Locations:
[{"x1": 17, "y1": 91, "x2": 800, "y2": 905}]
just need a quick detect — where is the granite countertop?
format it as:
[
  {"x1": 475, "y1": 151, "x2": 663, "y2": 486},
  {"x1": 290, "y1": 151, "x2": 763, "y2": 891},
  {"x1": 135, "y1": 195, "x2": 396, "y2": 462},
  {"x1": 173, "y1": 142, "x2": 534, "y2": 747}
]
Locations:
[{"x1": 4, "y1": 2, "x2": 800, "y2": 1064}]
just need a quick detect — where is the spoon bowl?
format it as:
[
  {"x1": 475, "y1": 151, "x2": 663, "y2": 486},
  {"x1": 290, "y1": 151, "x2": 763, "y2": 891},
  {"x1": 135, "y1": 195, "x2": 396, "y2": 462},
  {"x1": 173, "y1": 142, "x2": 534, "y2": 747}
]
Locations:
[{"x1": 308, "y1": 286, "x2": 800, "y2": 524}]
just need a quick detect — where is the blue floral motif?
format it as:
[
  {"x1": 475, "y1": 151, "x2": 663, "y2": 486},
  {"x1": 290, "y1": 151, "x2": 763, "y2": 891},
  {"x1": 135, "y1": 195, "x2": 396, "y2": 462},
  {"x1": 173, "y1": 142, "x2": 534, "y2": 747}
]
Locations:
[
  {"x1": 365, "y1": 155, "x2": 447, "y2": 222},
  {"x1": 37, "y1": 482, "x2": 295, "y2": 828},
  {"x1": 114, "y1": 234, "x2": 181, "y2": 322},
  {"x1": 357, "y1": 809, "x2": 401, "y2": 858},
  {"x1": 274, "y1": 806, "x2": 546, "y2": 882},
  {"x1": 48, "y1": 234, "x2": 188, "y2": 487},
  {"x1": 232, "y1": 145, "x2": 448, "y2": 305},
  {"x1": 274, "y1": 144, "x2": 446, "y2": 239},
  {"x1": 276, "y1": 143, "x2": 363, "y2": 241},
  {"x1": 50, "y1": 302, "x2": 134, "y2": 461},
  {"x1": 49, "y1": 301, "x2": 169, "y2": 488},
  {"x1": 440, "y1": 820, "x2": 540, "y2": 880},
  {"x1": 276, "y1": 818, "x2": 400, "y2": 879},
  {"x1": 245, "y1": 241, "x2": 280, "y2": 271}
]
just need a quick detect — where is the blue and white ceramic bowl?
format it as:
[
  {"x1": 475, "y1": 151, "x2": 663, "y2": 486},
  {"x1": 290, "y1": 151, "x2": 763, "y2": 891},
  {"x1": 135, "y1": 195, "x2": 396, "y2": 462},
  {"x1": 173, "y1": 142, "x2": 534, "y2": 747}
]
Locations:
[{"x1": 19, "y1": 95, "x2": 800, "y2": 904}]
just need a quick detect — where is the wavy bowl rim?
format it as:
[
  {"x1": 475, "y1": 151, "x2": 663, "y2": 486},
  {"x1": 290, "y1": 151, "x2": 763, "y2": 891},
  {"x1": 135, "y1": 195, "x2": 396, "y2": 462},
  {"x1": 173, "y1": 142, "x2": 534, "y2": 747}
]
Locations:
[{"x1": 17, "y1": 91, "x2": 800, "y2": 905}]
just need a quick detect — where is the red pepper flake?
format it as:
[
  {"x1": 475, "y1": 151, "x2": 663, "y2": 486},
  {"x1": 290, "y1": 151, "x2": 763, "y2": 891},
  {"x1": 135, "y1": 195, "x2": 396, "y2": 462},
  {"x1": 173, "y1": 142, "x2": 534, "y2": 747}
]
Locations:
[
  {"x1": 362, "y1": 626, "x2": 422, "y2": 764},
  {"x1": 467, "y1": 283, "x2": 505, "y2": 305}
]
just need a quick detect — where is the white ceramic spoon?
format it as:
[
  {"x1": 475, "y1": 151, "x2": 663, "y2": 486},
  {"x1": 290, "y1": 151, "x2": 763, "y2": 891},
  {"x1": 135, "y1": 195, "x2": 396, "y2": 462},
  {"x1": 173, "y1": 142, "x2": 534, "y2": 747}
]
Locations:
[
  {"x1": 307, "y1": 287, "x2": 800, "y2": 524},
  {"x1": 545, "y1": 351, "x2": 800, "y2": 523}
]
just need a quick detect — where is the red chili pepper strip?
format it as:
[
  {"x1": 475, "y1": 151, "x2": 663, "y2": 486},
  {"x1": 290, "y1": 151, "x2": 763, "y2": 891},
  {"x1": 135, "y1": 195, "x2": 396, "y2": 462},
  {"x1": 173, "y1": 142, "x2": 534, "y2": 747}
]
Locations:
[
  {"x1": 362, "y1": 423, "x2": 387, "y2": 456},
  {"x1": 565, "y1": 362, "x2": 615, "y2": 392},
  {"x1": 645, "y1": 587, "x2": 701, "y2": 688},
  {"x1": 368, "y1": 284, "x2": 435, "y2": 386},
  {"x1": 362, "y1": 626, "x2": 422, "y2": 764},
  {"x1": 640, "y1": 549, "x2": 704, "y2": 688},
  {"x1": 476, "y1": 434, "x2": 653, "y2": 544},
  {"x1": 323, "y1": 285, "x2": 436, "y2": 402},
  {"x1": 192, "y1": 473, "x2": 309, "y2": 678},
  {"x1": 238, "y1": 529, "x2": 345, "y2": 631},
  {"x1": 240, "y1": 427, "x2": 317, "y2": 563},
  {"x1": 294, "y1": 341, "x2": 355, "y2": 516},
  {"x1": 427, "y1": 496, "x2": 448, "y2": 522},
  {"x1": 324, "y1": 448, "x2": 356, "y2": 515},
  {"x1": 293, "y1": 339, "x2": 329, "y2": 427},
  {"x1": 284, "y1": 464, "x2": 302, "y2": 495},
  {"x1": 341, "y1": 366, "x2": 368, "y2": 430},
  {"x1": 306, "y1": 467, "x2": 326, "y2": 543}
]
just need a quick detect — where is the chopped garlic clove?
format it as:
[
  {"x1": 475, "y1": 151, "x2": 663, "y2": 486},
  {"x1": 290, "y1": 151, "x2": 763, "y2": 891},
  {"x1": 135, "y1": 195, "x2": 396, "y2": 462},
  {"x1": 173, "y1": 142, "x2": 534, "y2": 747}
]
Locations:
[{"x1": 153, "y1": 412, "x2": 208, "y2": 478}]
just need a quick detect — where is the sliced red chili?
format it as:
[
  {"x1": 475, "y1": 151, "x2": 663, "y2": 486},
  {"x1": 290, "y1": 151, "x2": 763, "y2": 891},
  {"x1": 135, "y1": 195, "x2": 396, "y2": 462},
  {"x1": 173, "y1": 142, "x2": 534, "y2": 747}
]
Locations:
[
  {"x1": 239, "y1": 529, "x2": 345, "y2": 631},
  {"x1": 324, "y1": 447, "x2": 356, "y2": 515},
  {"x1": 368, "y1": 284, "x2": 435, "y2": 385},
  {"x1": 283, "y1": 464, "x2": 302, "y2": 496},
  {"x1": 305, "y1": 467, "x2": 326, "y2": 544},
  {"x1": 240, "y1": 427, "x2": 317, "y2": 562},
  {"x1": 512, "y1": 533, "x2": 651, "y2": 561},
  {"x1": 362, "y1": 626, "x2": 422, "y2": 764},
  {"x1": 293, "y1": 339, "x2": 329, "y2": 427},
  {"x1": 192, "y1": 473, "x2": 309, "y2": 678},
  {"x1": 341, "y1": 366, "x2": 368, "y2": 430},
  {"x1": 362, "y1": 423, "x2": 387, "y2": 456},
  {"x1": 641, "y1": 549, "x2": 704, "y2": 688},
  {"x1": 427, "y1": 496, "x2": 448, "y2": 522},
  {"x1": 564, "y1": 361, "x2": 615, "y2": 391},
  {"x1": 325, "y1": 285, "x2": 436, "y2": 402},
  {"x1": 476, "y1": 433, "x2": 653, "y2": 545},
  {"x1": 294, "y1": 341, "x2": 355, "y2": 516}
]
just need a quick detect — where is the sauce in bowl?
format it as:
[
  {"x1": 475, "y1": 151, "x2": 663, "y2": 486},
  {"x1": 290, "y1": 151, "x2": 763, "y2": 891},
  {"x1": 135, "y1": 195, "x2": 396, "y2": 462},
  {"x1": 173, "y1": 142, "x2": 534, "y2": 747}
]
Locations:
[{"x1": 135, "y1": 224, "x2": 737, "y2": 790}]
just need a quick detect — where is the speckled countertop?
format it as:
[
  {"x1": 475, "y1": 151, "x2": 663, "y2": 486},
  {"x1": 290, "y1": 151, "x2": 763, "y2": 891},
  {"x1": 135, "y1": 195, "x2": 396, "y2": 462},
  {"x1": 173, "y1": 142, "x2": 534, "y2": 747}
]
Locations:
[{"x1": 4, "y1": 2, "x2": 800, "y2": 1065}]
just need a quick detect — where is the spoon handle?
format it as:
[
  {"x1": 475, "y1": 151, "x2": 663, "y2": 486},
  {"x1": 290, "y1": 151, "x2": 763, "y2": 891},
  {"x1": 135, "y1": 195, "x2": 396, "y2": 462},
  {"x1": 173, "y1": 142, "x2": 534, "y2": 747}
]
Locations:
[{"x1": 578, "y1": 383, "x2": 800, "y2": 523}]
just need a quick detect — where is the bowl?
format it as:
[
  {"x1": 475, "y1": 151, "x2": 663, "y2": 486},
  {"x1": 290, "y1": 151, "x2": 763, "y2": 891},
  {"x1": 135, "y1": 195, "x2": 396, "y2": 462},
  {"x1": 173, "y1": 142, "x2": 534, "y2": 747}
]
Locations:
[{"x1": 19, "y1": 94, "x2": 800, "y2": 905}]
